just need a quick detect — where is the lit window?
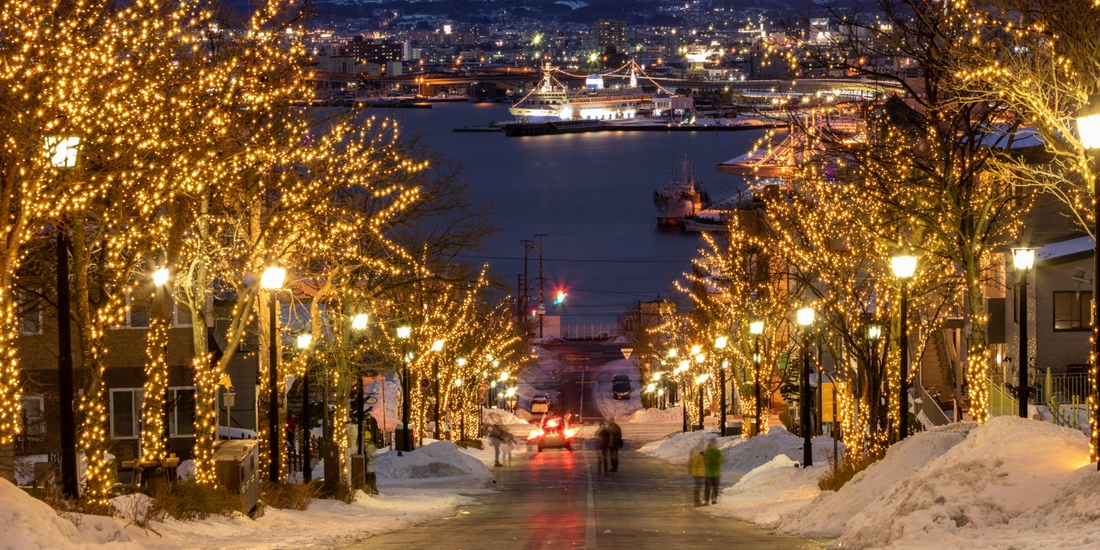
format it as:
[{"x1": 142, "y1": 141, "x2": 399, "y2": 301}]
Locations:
[{"x1": 1053, "y1": 291, "x2": 1092, "y2": 331}]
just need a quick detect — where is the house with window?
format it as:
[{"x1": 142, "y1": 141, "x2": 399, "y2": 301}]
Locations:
[
  {"x1": 998, "y1": 235, "x2": 1094, "y2": 414},
  {"x1": 15, "y1": 286, "x2": 259, "y2": 465}
]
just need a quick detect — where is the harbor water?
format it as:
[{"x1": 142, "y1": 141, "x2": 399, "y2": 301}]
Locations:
[{"x1": 388, "y1": 102, "x2": 766, "y2": 325}]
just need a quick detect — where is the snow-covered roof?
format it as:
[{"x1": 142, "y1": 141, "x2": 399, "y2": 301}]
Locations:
[{"x1": 1037, "y1": 235, "x2": 1094, "y2": 262}]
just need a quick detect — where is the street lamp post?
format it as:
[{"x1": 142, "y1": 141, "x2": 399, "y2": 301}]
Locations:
[
  {"x1": 797, "y1": 307, "x2": 815, "y2": 467},
  {"x1": 866, "y1": 322, "x2": 882, "y2": 430},
  {"x1": 677, "y1": 358, "x2": 690, "y2": 433},
  {"x1": 261, "y1": 266, "x2": 286, "y2": 483},
  {"x1": 352, "y1": 313, "x2": 368, "y2": 455},
  {"x1": 431, "y1": 339, "x2": 445, "y2": 440},
  {"x1": 715, "y1": 336, "x2": 728, "y2": 436},
  {"x1": 46, "y1": 135, "x2": 80, "y2": 498},
  {"x1": 297, "y1": 333, "x2": 313, "y2": 481},
  {"x1": 750, "y1": 320, "x2": 764, "y2": 437},
  {"x1": 694, "y1": 352, "x2": 706, "y2": 431},
  {"x1": 892, "y1": 253, "x2": 917, "y2": 441},
  {"x1": 397, "y1": 325, "x2": 411, "y2": 455},
  {"x1": 1076, "y1": 96, "x2": 1100, "y2": 469},
  {"x1": 1013, "y1": 247, "x2": 1035, "y2": 418}
]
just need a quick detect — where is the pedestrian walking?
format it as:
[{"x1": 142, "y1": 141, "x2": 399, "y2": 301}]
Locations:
[
  {"x1": 689, "y1": 443, "x2": 705, "y2": 506},
  {"x1": 595, "y1": 421, "x2": 611, "y2": 474},
  {"x1": 703, "y1": 439, "x2": 724, "y2": 505},
  {"x1": 607, "y1": 418, "x2": 623, "y2": 472},
  {"x1": 488, "y1": 424, "x2": 507, "y2": 467}
]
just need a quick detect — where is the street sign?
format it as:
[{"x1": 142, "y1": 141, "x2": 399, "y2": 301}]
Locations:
[
  {"x1": 420, "y1": 378, "x2": 430, "y2": 389},
  {"x1": 620, "y1": 348, "x2": 633, "y2": 359}
]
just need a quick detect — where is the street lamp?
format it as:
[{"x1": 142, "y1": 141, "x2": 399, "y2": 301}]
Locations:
[
  {"x1": 1077, "y1": 95, "x2": 1100, "y2": 469},
  {"x1": 865, "y1": 322, "x2": 882, "y2": 425},
  {"x1": 677, "y1": 357, "x2": 690, "y2": 432},
  {"x1": 750, "y1": 319, "x2": 765, "y2": 437},
  {"x1": 261, "y1": 265, "x2": 286, "y2": 482},
  {"x1": 397, "y1": 325, "x2": 411, "y2": 455},
  {"x1": 797, "y1": 306, "x2": 814, "y2": 468},
  {"x1": 350, "y1": 314, "x2": 368, "y2": 460},
  {"x1": 694, "y1": 352, "x2": 706, "y2": 431},
  {"x1": 297, "y1": 332, "x2": 312, "y2": 482},
  {"x1": 892, "y1": 253, "x2": 917, "y2": 441},
  {"x1": 714, "y1": 335, "x2": 728, "y2": 436},
  {"x1": 46, "y1": 135, "x2": 79, "y2": 498},
  {"x1": 431, "y1": 339, "x2": 445, "y2": 440},
  {"x1": 1013, "y1": 246, "x2": 1035, "y2": 419}
]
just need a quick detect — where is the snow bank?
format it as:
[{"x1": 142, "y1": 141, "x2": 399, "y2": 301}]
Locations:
[
  {"x1": 834, "y1": 417, "x2": 1091, "y2": 550},
  {"x1": 784, "y1": 422, "x2": 972, "y2": 537},
  {"x1": 715, "y1": 455, "x2": 824, "y2": 527},
  {"x1": 0, "y1": 478, "x2": 140, "y2": 550},
  {"x1": 373, "y1": 440, "x2": 492, "y2": 481},
  {"x1": 638, "y1": 429, "x2": 724, "y2": 465},
  {"x1": 626, "y1": 408, "x2": 675, "y2": 423},
  {"x1": 481, "y1": 408, "x2": 528, "y2": 426},
  {"x1": 721, "y1": 426, "x2": 837, "y2": 475}
]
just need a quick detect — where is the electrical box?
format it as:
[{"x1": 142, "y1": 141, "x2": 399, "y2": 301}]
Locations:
[{"x1": 214, "y1": 439, "x2": 260, "y2": 516}]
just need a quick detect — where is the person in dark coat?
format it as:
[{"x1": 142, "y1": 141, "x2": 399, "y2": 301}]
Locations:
[
  {"x1": 595, "y1": 421, "x2": 611, "y2": 474},
  {"x1": 607, "y1": 419, "x2": 623, "y2": 472}
]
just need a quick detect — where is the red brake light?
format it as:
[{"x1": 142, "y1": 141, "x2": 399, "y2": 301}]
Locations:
[{"x1": 546, "y1": 419, "x2": 559, "y2": 428}]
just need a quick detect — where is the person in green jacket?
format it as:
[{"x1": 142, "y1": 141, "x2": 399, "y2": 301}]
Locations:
[
  {"x1": 702, "y1": 439, "x2": 724, "y2": 505},
  {"x1": 689, "y1": 443, "x2": 706, "y2": 506}
]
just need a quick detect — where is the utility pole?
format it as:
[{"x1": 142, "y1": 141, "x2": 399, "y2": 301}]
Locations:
[
  {"x1": 536, "y1": 234, "x2": 547, "y2": 338},
  {"x1": 520, "y1": 239, "x2": 533, "y2": 330}
]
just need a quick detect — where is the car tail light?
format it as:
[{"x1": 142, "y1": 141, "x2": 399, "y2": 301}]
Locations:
[
  {"x1": 546, "y1": 419, "x2": 559, "y2": 428},
  {"x1": 528, "y1": 429, "x2": 544, "y2": 440},
  {"x1": 564, "y1": 428, "x2": 576, "y2": 438}
]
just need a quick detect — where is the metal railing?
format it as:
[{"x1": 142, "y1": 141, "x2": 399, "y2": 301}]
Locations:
[
  {"x1": 917, "y1": 384, "x2": 952, "y2": 426},
  {"x1": 988, "y1": 375, "x2": 1018, "y2": 417},
  {"x1": 1039, "y1": 371, "x2": 1090, "y2": 405},
  {"x1": 560, "y1": 323, "x2": 621, "y2": 340}
]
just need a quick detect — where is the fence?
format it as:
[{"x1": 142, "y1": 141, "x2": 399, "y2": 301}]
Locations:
[
  {"x1": 560, "y1": 323, "x2": 621, "y2": 340},
  {"x1": 988, "y1": 375, "x2": 1018, "y2": 418},
  {"x1": 989, "y1": 371, "x2": 1090, "y2": 436}
]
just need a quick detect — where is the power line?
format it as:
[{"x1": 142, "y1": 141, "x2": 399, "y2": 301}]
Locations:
[{"x1": 458, "y1": 253, "x2": 693, "y2": 264}]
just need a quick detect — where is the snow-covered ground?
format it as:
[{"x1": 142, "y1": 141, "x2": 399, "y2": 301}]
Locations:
[
  {"x1": 0, "y1": 440, "x2": 504, "y2": 550},
  {"x1": 642, "y1": 415, "x2": 1100, "y2": 550}
]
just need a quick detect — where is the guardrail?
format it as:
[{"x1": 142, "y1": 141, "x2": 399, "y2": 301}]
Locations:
[{"x1": 988, "y1": 375, "x2": 1018, "y2": 417}]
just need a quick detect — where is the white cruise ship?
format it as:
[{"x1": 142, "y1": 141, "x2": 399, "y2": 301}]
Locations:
[{"x1": 509, "y1": 65, "x2": 654, "y2": 122}]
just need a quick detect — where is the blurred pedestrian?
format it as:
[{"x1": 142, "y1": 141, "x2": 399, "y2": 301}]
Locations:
[
  {"x1": 607, "y1": 418, "x2": 623, "y2": 472},
  {"x1": 703, "y1": 439, "x2": 724, "y2": 505},
  {"x1": 488, "y1": 424, "x2": 506, "y2": 467},
  {"x1": 689, "y1": 443, "x2": 705, "y2": 506},
  {"x1": 595, "y1": 421, "x2": 610, "y2": 474}
]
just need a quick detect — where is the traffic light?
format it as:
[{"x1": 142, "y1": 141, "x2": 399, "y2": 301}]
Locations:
[{"x1": 553, "y1": 290, "x2": 567, "y2": 305}]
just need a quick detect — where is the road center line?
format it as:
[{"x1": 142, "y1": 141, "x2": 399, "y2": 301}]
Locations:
[{"x1": 585, "y1": 454, "x2": 597, "y2": 549}]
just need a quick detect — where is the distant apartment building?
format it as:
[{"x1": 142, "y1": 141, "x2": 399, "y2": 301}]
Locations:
[
  {"x1": 341, "y1": 36, "x2": 404, "y2": 64},
  {"x1": 595, "y1": 20, "x2": 626, "y2": 53}
]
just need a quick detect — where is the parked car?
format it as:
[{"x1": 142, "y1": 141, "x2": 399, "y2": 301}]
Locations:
[
  {"x1": 531, "y1": 393, "x2": 551, "y2": 414},
  {"x1": 612, "y1": 374, "x2": 631, "y2": 400},
  {"x1": 528, "y1": 415, "x2": 575, "y2": 452}
]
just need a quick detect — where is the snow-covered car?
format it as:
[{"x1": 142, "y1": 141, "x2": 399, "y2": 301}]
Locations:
[
  {"x1": 528, "y1": 415, "x2": 575, "y2": 452},
  {"x1": 612, "y1": 375, "x2": 631, "y2": 400},
  {"x1": 531, "y1": 393, "x2": 551, "y2": 414}
]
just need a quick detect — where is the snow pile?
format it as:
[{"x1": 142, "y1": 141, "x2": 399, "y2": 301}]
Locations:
[
  {"x1": 638, "y1": 429, "x2": 724, "y2": 465},
  {"x1": 715, "y1": 455, "x2": 824, "y2": 527},
  {"x1": 373, "y1": 440, "x2": 492, "y2": 481},
  {"x1": 0, "y1": 478, "x2": 140, "y2": 549},
  {"x1": 482, "y1": 408, "x2": 528, "y2": 426},
  {"x1": 626, "y1": 408, "x2": 676, "y2": 423},
  {"x1": 721, "y1": 426, "x2": 836, "y2": 475},
  {"x1": 833, "y1": 417, "x2": 1091, "y2": 549},
  {"x1": 784, "y1": 422, "x2": 972, "y2": 537}
]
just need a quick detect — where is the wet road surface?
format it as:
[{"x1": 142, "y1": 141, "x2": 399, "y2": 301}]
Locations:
[{"x1": 342, "y1": 448, "x2": 828, "y2": 550}]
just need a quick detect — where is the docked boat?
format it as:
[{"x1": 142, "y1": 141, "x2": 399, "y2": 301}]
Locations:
[
  {"x1": 653, "y1": 159, "x2": 706, "y2": 227},
  {"x1": 509, "y1": 64, "x2": 654, "y2": 122}
]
